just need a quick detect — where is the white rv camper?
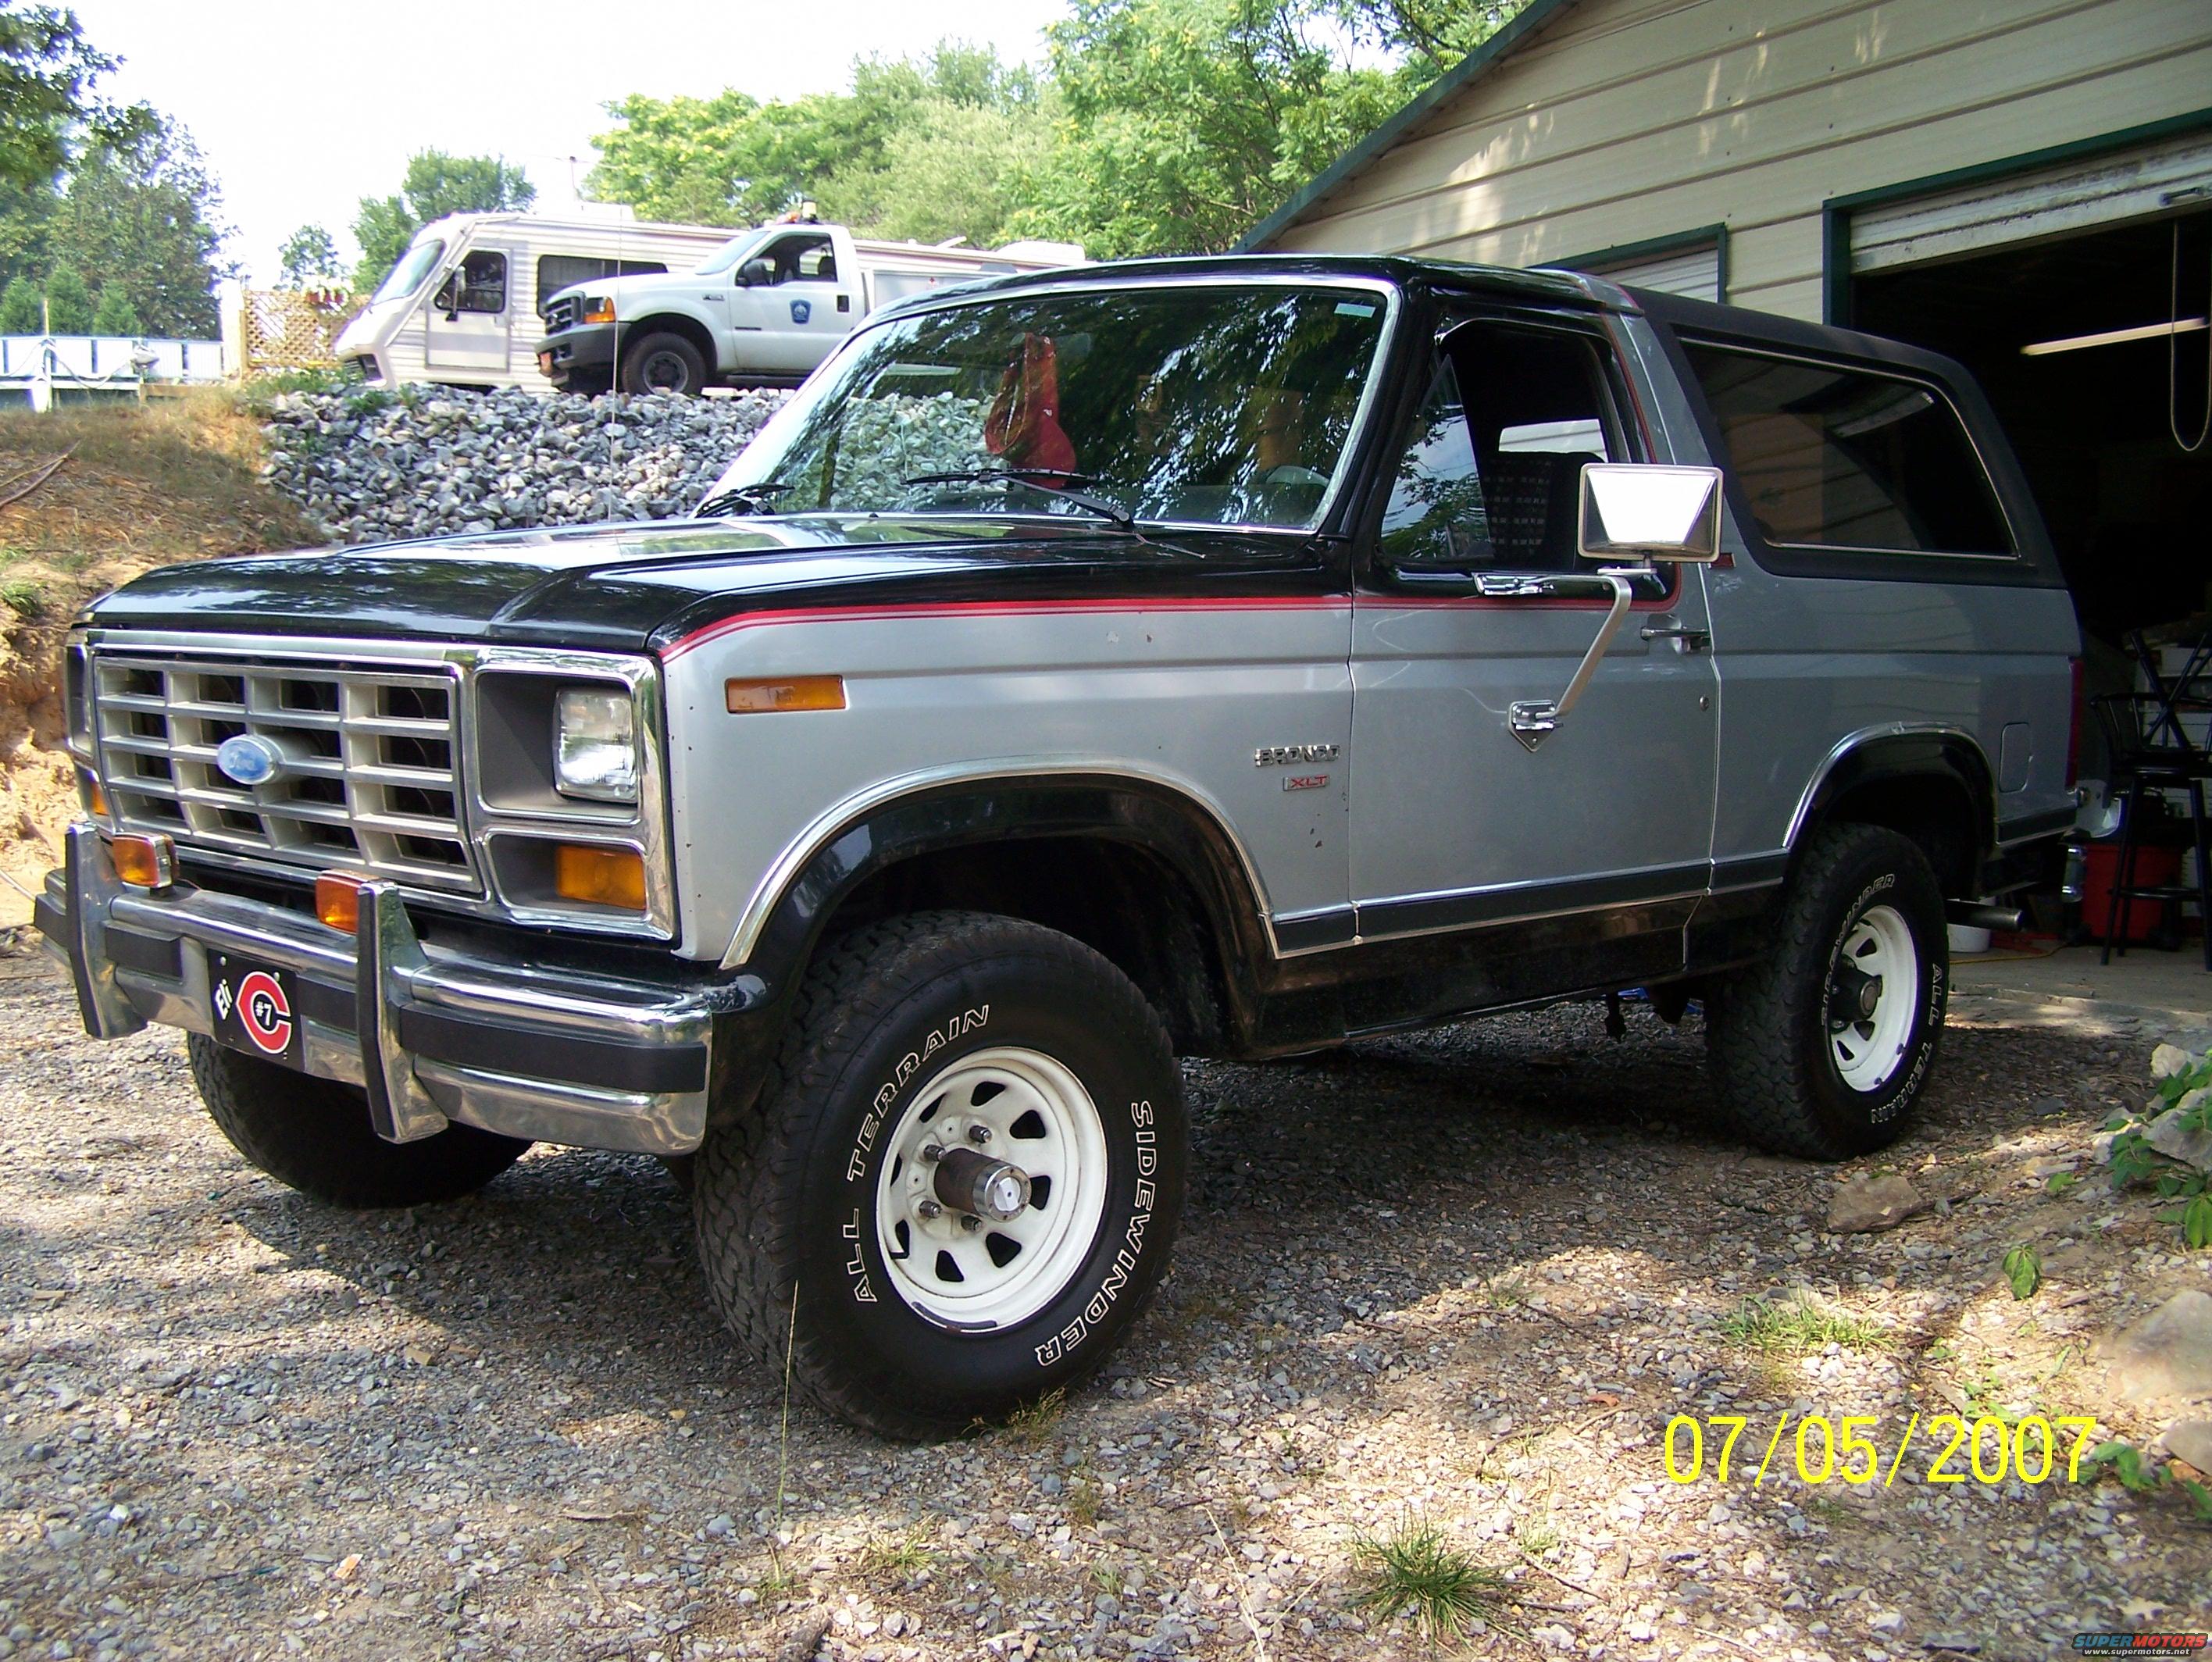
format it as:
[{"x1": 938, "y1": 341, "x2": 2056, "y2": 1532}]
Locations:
[{"x1": 333, "y1": 208, "x2": 733, "y2": 393}]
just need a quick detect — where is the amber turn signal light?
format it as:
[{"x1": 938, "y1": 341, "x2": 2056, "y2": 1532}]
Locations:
[
  {"x1": 726, "y1": 675, "x2": 846, "y2": 714},
  {"x1": 108, "y1": 833, "x2": 174, "y2": 890},
  {"x1": 314, "y1": 872, "x2": 369, "y2": 934},
  {"x1": 554, "y1": 843, "x2": 648, "y2": 911}
]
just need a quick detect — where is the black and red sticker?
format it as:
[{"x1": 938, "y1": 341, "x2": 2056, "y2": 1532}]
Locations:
[{"x1": 209, "y1": 953, "x2": 301, "y2": 1068}]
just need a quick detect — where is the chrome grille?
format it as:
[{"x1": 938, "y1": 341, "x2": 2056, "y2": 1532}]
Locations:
[
  {"x1": 91, "y1": 651, "x2": 476, "y2": 890},
  {"x1": 543, "y1": 295, "x2": 577, "y2": 333}
]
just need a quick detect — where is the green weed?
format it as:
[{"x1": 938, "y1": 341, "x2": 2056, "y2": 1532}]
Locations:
[
  {"x1": 1720, "y1": 1291, "x2": 1892, "y2": 1356},
  {"x1": 1347, "y1": 1515, "x2": 1511, "y2": 1642}
]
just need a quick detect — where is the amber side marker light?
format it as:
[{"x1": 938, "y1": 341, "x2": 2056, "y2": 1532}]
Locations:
[
  {"x1": 726, "y1": 675, "x2": 846, "y2": 714},
  {"x1": 555, "y1": 844, "x2": 648, "y2": 911},
  {"x1": 108, "y1": 833, "x2": 174, "y2": 890},
  {"x1": 314, "y1": 872, "x2": 369, "y2": 934},
  {"x1": 82, "y1": 776, "x2": 107, "y2": 819}
]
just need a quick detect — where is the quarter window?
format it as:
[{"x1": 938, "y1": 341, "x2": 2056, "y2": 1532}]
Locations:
[{"x1": 1680, "y1": 342, "x2": 2012, "y2": 555}]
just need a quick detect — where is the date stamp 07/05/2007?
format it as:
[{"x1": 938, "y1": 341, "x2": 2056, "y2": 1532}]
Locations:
[{"x1": 1660, "y1": 1411, "x2": 2111, "y2": 1488}]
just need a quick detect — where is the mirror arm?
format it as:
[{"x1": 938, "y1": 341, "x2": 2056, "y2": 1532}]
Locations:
[{"x1": 1507, "y1": 570, "x2": 1639, "y2": 752}]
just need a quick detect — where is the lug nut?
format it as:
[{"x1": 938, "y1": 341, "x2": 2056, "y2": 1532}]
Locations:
[
  {"x1": 968, "y1": 1125, "x2": 992, "y2": 1145},
  {"x1": 916, "y1": 1199, "x2": 942, "y2": 1220},
  {"x1": 920, "y1": 1143, "x2": 944, "y2": 1163},
  {"x1": 961, "y1": 1214, "x2": 983, "y2": 1232}
]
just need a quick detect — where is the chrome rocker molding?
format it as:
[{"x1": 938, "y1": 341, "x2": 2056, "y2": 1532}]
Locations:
[{"x1": 41, "y1": 824, "x2": 726, "y2": 1157}]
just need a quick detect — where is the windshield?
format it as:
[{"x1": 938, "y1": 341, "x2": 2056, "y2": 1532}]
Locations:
[
  {"x1": 372, "y1": 238, "x2": 446, "y2": 306},
  {"x1": 694, "y1": 227, "x2": 773, "y2": 277},
  {"x1": 705, "y1": 282, "x2": 1392, "y2": 530}
]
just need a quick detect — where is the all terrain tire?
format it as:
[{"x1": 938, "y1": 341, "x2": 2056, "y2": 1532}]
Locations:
[
  {"x1": 1705, "y1": 824, "x2": 1949, "y2": 1160},
  {"x1": 692, "y1": 911, "x2": 1186, "y2": 1439},
  {"x1": 188, "y1": 1035, "x2": 530, "y2": 1207}
]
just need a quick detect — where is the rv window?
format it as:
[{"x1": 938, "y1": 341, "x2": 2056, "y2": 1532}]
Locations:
[
  {"x1": 434, "y1": 251, "x2": 507, "y2": 316},
  {"x1": 537, "y1": 255, "x2": 670, "y2": 314}
]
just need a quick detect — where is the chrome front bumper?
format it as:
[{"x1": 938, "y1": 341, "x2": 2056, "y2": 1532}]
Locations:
[{"x1": 37, "y1": 824, "x2": 732, "y2": 1156}]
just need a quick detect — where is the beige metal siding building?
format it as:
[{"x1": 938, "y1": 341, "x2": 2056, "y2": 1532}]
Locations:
[{"x1": 1247, "y1": 0, "x2": 2212, "y2": 324}]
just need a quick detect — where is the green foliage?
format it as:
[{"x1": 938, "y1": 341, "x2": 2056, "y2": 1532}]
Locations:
[
  {"x1": 2002, "y1": 1243, "x2": 2040, "y2": 1301},
  {"x1": 352, "y1": 150, "x2": 536, "y2": 291},
  {"x1": 2082, "y1": 1440, "x2": 2168, "y2": 1494},
  {"x1": 1719, "y1": 1291, "x2": 1893, "y2": 1355},
  {"x1": 88, "y1": 279, "x2": 134, "y2": 333},
  {"x1": 23, "y1": 114, "x2": 234, "y2": 336},
  {"x1": 0, "y1": 1, "x2": 154, "y2": 194},
  {"x1": 2110, "y1": 1047, "x2": 2212, "y2": 1249},
  {"x1": 2182, "y1": 1478, "x2": 2212, "y2": 1524},
  {"x1": 0, "y1": 572, "x2": 43, "y2": 616},
  {"x1": 2188, "y1": 1192, "x2": 2212, "y2": 1250},
  {"x1": 278, "y1": 223, "x2": 341, "y2": 289},
  {"x1": 0, "y1": 269, "x2": 34, "y2": 330},
  {"x1": 39, "y1": 250, "x2": 83, "y2": 327},
  {"x1": 1348, "y1": 1514, "x2": 1510, "y2": 1642},
  {"x1": 588, "y1": 5, "x2": 1534, "y2": 259}
]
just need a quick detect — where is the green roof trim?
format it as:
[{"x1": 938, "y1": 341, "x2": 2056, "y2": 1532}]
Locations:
[{"x1": 1236, "y1": 0, "x2": 1585, "y2": 252}]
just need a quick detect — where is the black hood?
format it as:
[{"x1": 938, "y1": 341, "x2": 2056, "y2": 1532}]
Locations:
[{"x1": 83, "y1": 515, "x2": 1334, "y2": 653}]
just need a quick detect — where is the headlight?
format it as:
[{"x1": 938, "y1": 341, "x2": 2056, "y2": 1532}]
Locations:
[
  {"x1": 581, "y1": 296, "x2": 615, "y2": 325},
  {"x1": 553, "y1": 687, "x2": 638, "y2": 803}
]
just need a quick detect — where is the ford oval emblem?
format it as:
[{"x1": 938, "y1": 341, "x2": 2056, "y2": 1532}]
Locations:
[{"x1": 214, "y1": 733, "x2": 285, "y2": 788}]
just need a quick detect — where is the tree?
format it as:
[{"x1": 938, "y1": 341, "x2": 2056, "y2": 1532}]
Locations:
[
  {"x1": 43, "y1": 114, "x2": 232, "y2": 335},
  {"x1": 351, "y1": 151, "x2": 535, "y2": 290},
  {"x1": 89, "y1": 279, "x2": 134, "y2": 333},
  {"x1": 0, "y1": 1, "x2": 153, "y2": 194},
  {"x1": 278, "y1": 223, "x2": 341, "y2": 288},
  {"x1": 0, "y1": 270, "x2": 36, "y2": 330},
  {"x1": 41, "y1": 253, "x2": 84, "y2": 328}
]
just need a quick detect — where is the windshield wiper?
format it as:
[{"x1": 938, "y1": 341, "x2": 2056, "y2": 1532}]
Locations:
[
  {"x1": 901, "y1": 468, "x2": 1138, "y2": 533},
  {"x1": 694, "y1": 480, "x2": 794, "y2": 518}
]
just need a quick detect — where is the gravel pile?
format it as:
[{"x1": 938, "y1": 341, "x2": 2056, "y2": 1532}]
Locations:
[
  {"x1": 259, "y1": 388, "x2": 791, "y2": 546},
  {"x1": 2, "y1": 931, "x2": 2208, "y2": 1660}
]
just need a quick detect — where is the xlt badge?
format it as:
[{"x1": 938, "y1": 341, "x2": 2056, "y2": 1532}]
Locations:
[{"x1": 1255, "y1": 743, "x2": 1340, "y2": 768}]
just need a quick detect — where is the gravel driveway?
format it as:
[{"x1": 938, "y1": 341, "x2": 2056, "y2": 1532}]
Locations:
[{"x1": 2, "y1": 931, "x2": 2207, "y2": 1662}]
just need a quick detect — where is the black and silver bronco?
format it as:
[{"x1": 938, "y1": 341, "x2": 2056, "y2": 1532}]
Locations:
[{"x1": 41, "y1": 255, "x2": 2080, "y2": 1436}]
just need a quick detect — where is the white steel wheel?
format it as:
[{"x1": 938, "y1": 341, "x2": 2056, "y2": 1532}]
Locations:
[
  {"x1": 1827, "y1": 904, "x2": 1919, "y2": 1092},
  {"x1": 873, "y1": 1046, "x2": 1109, "y2": 1331}
]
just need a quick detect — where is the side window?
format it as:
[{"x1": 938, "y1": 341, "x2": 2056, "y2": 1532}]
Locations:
[
  {"x1": 765, "y1": 234, "x2": 835, "y2": 285},
  {"x1": 1379, "y1": 320, "x2": 1623, "y2": 572},
  {"x1": 1679, "y1": 342, "x2": 2012, "y2": 555},
  {"x1": 536, "y1": 255, "x2": 668, "y2": 314},
  {"x1": 435, "y1": 251, "x2": 506, "y2": 315}
]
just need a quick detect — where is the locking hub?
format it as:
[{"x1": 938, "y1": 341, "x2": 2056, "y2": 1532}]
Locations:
[{"x1": 933, "y1": 1146, "x2": 1032, "y2": 1222}]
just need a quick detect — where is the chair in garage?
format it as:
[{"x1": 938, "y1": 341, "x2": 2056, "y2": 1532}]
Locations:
[{"x1": 2094, "y1": 631, "x2": 2212, "y2": 971}]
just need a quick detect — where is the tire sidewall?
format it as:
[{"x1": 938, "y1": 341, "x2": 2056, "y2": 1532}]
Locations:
[
  {"x1": 786, "y1": 944, "x2": 1183, "y2": 1425},
  {"x1": 1798, "y1": 841, "x2": 1947, "y2": 1146},
  {"x1": 624, "y1": 333, "x2": 702, "y2": 396}
]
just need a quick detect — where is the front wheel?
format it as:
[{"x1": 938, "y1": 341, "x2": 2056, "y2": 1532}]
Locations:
[
  {"x1": 692, "y1": 912, "x2": 1186, "y2": 1439},
  {"x1": 619, "y1": 331, "x2": 706, "y2": 396},
  {"x1": 1705, "y1": 825, "x2": 1948, "y2": 1160}
]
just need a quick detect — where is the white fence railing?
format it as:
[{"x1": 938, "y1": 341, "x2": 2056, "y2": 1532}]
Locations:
[{"x1": 0, "y1": 334, "x2": 227, "y2": 387}]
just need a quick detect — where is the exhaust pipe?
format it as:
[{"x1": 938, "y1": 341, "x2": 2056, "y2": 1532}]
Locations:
[{"x1": 1946, "y1": 901, "x2": 2025, "y2": 932}]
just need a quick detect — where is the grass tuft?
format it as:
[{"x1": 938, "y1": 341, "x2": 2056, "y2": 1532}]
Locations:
[
  {"x1": 1348, "y1": 1514, "x2": 1511, "y2": 1642},
  {"x1": 854, "y1": 1525, "x2": 936, "y2": 1581},
  {"x1": 1721, "y1": 1290, "x2": 1892, "y2": 1356},
  {"x1": 1001, "y1": 1387, "x2": 1066, "y2": 1446}
]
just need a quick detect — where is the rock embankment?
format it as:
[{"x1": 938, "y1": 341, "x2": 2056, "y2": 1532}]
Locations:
[{"x1": 258, "y1": 387, "x2": 791, "y2": 545}]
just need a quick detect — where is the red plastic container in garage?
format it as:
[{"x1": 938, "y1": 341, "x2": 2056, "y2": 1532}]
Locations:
[{"x1": 2079, "y1": 839, "x2": 2182, "y2": 943}]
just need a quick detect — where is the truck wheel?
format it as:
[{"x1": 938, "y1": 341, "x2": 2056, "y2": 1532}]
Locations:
[
  {"x1": 187, "y1": 1035, "x2": 530, "y2": 1208},
  {"x1": 1704, "y1": 825, "x2": 1947, "y2": 1161},
  {"x1": 692, "y1": 911, "x2": 1186, "y2": 1439},
  {"x1": 619, "y1": 333, "x2": 706, "y2": 396}
]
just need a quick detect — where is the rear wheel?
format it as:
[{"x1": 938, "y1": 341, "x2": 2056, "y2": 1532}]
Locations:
[
  {"x1": 1705, "y1": 825, "x2": 1948, "y2": 1160},
  {"x1": 188, "y1": 1035, "x2": 530, "y2": 1207},
  {"x1": 619, "y1": 331, "x2": 707, "y2": 396},
  {"x1": 692, "y1": 911, "x2": 1186, "y2": 1439}
]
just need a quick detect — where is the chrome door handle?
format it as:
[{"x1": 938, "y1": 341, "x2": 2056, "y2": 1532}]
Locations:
[{"x1": 1639, "y1": 620, "x2": 1711, "y2": 652}]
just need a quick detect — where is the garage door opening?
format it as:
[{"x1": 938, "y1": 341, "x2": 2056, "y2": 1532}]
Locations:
[{"x1": 1852, "y1": 206, "x2": 2210, "y2": 643}]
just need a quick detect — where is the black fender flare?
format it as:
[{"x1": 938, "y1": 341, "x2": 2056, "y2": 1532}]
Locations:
[
  {"x1": 730, "y1": 772, "x2": 1279, "y2": 1029},
  {"x1": 1790, "y1": 729, "x2": 1999, "y2": 887}
]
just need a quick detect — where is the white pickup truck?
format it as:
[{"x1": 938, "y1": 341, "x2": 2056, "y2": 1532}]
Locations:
[{"x1": 537, "y1": 219, "x2": 1083, "y2": 395}]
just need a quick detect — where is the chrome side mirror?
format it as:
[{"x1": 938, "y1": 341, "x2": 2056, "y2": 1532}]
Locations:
[{"x1": 1576, "y1": 463, "x2": 1722, "y2": 564}]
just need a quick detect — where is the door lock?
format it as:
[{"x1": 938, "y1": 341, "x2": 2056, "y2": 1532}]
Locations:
[{"x1": 1639, "y1": 619, "x2": 1711, "y2": 651}]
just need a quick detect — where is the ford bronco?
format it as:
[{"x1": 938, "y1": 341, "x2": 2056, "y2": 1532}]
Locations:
[{"x1": 40, "y1": 255, "x2": 2079, "y2": 1436}]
